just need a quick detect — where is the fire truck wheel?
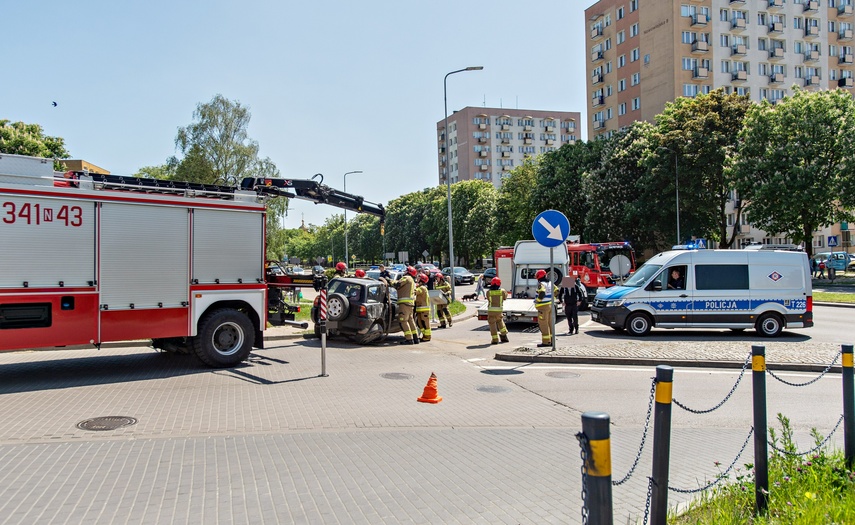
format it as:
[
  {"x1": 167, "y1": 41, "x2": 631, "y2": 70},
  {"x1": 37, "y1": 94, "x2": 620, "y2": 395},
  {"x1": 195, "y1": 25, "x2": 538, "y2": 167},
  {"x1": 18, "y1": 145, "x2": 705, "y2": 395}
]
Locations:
[
  {"x1": 193, "y1": 308, "x2": 255, "y2": 367},
  {"x1": 326, "y1": 293, "x2": 350, "y2": 321}
]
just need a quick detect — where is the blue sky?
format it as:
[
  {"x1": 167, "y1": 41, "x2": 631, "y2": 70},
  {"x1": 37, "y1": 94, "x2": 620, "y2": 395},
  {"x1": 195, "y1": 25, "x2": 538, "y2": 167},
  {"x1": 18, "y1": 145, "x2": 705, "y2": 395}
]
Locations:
[{"x1": 3, "y1": 1, "x2": 587, "y2": 227}]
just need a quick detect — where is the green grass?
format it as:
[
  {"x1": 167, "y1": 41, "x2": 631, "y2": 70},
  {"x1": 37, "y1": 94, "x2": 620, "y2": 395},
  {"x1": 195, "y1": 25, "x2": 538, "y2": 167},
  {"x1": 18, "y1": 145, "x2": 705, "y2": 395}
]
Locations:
[
  {"x1": 672, "y1": 414, "x2": 855, "y2": 525},
  {"x1": 812, "y1": 291, "x2": 855, "y2": 304}
]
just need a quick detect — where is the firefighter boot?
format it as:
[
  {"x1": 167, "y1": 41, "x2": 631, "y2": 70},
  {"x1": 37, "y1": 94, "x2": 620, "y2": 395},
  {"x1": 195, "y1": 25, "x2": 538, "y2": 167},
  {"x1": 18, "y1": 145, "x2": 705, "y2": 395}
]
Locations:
[
  {"x1": 438, "y1": 323, "x2": 446, "y2": 329},
  {"x1": 500, "y1": 334, "x2": 509, "y2": 343},
  {"x1": 412, "y1": 335, "x2": 420, "y2": 344}
]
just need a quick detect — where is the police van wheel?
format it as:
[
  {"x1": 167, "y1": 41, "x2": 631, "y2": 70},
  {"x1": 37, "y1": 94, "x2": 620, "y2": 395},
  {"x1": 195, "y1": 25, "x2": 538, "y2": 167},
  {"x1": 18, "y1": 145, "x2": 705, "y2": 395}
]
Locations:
[
  {"x1": 756, "y1": 313, "x2": 783, "y2": 338},
  {"x1": 193, "y1": 308, "x2": 254, "y2": 367},
  {"x1": 626, "y1": 313, "x2": 652, "y2": 336}
]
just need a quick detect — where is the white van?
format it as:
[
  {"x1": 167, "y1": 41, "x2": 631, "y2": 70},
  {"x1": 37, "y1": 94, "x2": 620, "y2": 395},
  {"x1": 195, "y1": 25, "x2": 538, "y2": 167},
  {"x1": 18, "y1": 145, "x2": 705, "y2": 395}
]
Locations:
[{"x1": 590, "y1": 248, "x2": 813, "y2": 337}]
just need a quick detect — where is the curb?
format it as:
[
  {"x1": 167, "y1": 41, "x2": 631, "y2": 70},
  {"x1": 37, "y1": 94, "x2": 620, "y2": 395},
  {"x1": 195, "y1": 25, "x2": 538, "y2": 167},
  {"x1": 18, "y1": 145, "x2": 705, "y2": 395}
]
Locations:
[
  {"x1": 493, "y1": 352, "x2": 843, "y2": 374},
  {"x1": 813, "y1": 301, "x2": 855, "y2": 309}
]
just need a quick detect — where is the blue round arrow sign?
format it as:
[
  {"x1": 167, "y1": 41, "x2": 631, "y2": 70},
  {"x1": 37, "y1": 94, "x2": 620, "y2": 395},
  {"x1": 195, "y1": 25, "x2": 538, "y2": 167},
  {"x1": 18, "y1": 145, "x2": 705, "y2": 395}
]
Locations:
[{"x1": 532, "y1": 209, "x2": 570, "y2": 248}]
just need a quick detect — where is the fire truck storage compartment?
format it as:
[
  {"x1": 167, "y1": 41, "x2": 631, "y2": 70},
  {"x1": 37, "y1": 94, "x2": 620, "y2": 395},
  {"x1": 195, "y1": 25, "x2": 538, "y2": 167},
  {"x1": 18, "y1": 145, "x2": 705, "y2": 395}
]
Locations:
[
  {"x1": 0, "y1": 196, "x2": 96, "y2": 288},
  {"x1": 192, "y1": 208, "x2": 263, "y2": 284},
  {"x1": 0, "y1": 303, "x2": 51, "y2": 329},
  {"x1": 99, "y1": 202, "x2": 190, "y2": 340}
]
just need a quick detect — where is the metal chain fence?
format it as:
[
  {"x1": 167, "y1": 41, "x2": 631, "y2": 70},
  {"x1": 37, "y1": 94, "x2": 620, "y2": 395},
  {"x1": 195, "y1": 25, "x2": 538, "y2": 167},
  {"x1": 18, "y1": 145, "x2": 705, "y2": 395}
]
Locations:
[
  {"x1": 612, "y1": 378, "x2": 657, "y2": 486},
  {"x1": 672, "y1": 352, "x2": 751, "y2": 414},
  {"x1": 575, "y1": 432, "x2": 589, "y2": 525},
  {"x1": 668, "y1": 426, "x2": 755, "y2": 494},
  {"x1": 767, "y1": 348, "x2": 843, "y2": 387},
  {"x1": 767, "y1": 414, "x2": 845, "y2": 457}
]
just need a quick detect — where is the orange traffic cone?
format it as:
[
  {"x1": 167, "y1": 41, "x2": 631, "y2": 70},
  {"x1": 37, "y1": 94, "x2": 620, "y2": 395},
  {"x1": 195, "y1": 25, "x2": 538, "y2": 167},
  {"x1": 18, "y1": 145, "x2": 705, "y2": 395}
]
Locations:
[{"x1": 417, "y1": 372, "x2": 443, "y2": 403}]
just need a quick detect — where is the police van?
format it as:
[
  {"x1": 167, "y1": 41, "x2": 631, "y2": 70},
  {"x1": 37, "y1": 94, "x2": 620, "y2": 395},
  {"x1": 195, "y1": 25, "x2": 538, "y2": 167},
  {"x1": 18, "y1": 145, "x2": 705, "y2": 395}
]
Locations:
[{"x1": 590, "y1": 247, "x2": 812, "y2": 337}]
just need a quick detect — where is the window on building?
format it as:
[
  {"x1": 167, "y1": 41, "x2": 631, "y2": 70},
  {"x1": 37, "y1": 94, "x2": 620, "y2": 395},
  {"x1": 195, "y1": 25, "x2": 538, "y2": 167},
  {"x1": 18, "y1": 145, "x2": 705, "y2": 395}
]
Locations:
[
  {"x1": 721, "y1": 34, "x2": 730, "y2": 47},
  {"x1": 618, "y1": 55, "x2": 626, "y2": 67},
  {"x1": 619, "y1": 102, "x2": 626, "y2": 115},
  {"x1": 617, "y1": 30, "x2": 625, "y2": 44},
  {"x1": 632, "y1": 97, "x2": 641, "y2": 110},
  {"x1": 630, "y1": 23, "x2": 639, "y2": 37},
  {"x1": 618, "y1": 78, "x2": 626, "y2": 91},
  {"x1": 631, "y1": 72, "x2": 640, "y2": 85},
  {"x1": 617, "y1": 6, "x2": 625, "y2": 20},
  {"x1": 631, "y1": 48, "x2": 640, "y2": 62},
  {"x1": 720, "y1": 9, "x2": 729, "y2": 22},
  {"x1": 630, "y1": 0, "x2": 638, "y2": 12}
]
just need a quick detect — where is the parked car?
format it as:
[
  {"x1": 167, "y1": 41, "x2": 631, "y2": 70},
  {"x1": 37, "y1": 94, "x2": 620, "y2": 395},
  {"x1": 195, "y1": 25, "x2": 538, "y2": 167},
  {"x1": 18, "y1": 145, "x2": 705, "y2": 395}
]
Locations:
[
  {"x1": 812, "y1": 252, "x2": 851, "y2": 272},
  {"x1": 310, "y1": 277, "x2": 401, "y2": 344},
  {"x1": 442, "y1": 267, "x2": 475, "y2": 285},
  {"x1": 312, "y1": 265, "x2": 326, "y2": 276},
  {"x1": 481, "y1": 268, "x2": 497, "y2": 281}
]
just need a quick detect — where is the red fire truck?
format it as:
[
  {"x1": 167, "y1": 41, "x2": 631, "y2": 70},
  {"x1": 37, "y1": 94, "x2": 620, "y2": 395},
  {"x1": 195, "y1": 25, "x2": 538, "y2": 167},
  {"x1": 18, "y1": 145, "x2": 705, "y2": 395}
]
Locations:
[
  {"x1": 0, "y1": 154, "x2": 383, "y2": 367},
  {"x1": 492, "y1": 240, "x2": 635, "y2": 310}
]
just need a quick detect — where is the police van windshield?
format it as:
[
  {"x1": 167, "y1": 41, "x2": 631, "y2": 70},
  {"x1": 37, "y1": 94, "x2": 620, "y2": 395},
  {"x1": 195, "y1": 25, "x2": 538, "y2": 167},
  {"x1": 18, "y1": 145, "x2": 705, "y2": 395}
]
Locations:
[{"x1": 621, "y1": 264, "x2": 662, "y2": 287}]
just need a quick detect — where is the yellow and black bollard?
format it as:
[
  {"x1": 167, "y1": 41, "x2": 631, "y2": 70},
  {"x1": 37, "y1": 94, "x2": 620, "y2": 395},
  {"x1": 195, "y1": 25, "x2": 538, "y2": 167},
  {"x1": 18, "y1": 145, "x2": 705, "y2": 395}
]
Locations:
[
  {"x1": 581, "y1": 411, "x2": 613, "y2": 525},
  {"x1": 752, "y1": 345, "x2": 769, "y2": 515},
  {"x1": 650, "y1": 365, "x2": 673, "y2": 525},
  {"x1": 843, "y1": 344, "x2": 854, "y2": 468}
]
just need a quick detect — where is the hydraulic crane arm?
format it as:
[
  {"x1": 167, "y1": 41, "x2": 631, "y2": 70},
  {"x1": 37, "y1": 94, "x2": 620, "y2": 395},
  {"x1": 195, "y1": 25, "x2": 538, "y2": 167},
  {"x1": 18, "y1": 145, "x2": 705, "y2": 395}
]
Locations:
[{"x1": 241, "y1": 175, "x2": 385, "y2": 221}]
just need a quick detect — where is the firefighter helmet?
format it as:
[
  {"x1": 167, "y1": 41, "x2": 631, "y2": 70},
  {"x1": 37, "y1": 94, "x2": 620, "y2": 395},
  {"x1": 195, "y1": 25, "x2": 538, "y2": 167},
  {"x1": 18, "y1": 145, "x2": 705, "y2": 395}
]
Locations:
[
  {"x1": 535, "y1": 269, "x2": 547, "y2": 280},
  {"x1": 355, "y1": 269, "x2": 366, "y2": 278},
  {"x1": 336, "y1": 262, "x2": 347, "y2": 272},
  {"x1": 491, "y1": 277, "x2": 501, "y2": 287},
  {"x1": 406, "y1": 266, "x2": 417, "y2": 276},
  {"x1": 418, "y1": 273, "x2": 429, "y2": 283}
]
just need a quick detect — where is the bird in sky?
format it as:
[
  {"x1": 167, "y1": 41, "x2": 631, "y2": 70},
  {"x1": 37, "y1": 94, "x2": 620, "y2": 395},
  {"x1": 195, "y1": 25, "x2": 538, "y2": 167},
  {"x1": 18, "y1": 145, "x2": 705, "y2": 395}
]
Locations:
[{"x1": 51, "y1": 101, "x2": 57, "y2": 107}]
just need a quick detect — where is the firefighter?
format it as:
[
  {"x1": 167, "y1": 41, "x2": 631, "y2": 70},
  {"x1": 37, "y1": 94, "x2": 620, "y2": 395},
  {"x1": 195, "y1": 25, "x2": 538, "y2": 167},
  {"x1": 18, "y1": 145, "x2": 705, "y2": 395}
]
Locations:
[
  {"x1": 534, "y1": 269, "x2": 555, "y2": 347},
  {"x1": 393, "y1": 266, "x2": 419, "y2": 344},
  {"x1": 414, "y1": 273, "x2": 431, "y2": 341},
  {"x1": 334, "y1": 261, "x2": 348, "y2": 278},
  {"x1": 486, "y1": 277, "x2": 509, "y2": 345},
  {"x1": 434, "y1": 273, "x2": 453, "y2": 328},
  {"x1": 354, "y1": 268, "x2": 366, "y2": 278}
]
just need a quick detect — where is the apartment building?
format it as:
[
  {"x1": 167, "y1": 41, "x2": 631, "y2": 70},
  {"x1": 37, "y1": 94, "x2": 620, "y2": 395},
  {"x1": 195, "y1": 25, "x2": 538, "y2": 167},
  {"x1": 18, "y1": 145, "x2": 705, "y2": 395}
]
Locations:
[
  {"x1": 585, "y1": 0, "x2": 855, "y2": 139},
  {"x1": 436, "y1": 107, "x2": 581, "y2": 188},
  {"x1": 585, "y1": 0, "x2": 855, "y2": 253}
]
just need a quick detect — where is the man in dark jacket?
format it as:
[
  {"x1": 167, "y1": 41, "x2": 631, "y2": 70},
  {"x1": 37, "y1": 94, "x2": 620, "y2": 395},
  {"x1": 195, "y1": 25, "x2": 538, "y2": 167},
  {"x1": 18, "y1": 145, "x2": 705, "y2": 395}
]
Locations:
[{"x1": 560, "y1": 277, "x2": 583, "y2": 335}]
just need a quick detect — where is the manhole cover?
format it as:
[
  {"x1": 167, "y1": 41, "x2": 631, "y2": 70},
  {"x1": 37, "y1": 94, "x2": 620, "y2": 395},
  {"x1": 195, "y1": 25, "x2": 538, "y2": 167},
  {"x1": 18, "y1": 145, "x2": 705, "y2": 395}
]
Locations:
[
  {"x1": 380, "y1": 373, "x2": 414, "y2": 380},
  {"x1": 481, "y1": 369, "x2": 523, "y2": 375},
  {"x1": 477, "y1": 385, "x2": 512, "y2": 393},
  {"x1": 77, "y1": 416, "x2": 137, "y2": 431},
  {"x1": 546, "y1": 371, "x2": 581, "y2": 379}
]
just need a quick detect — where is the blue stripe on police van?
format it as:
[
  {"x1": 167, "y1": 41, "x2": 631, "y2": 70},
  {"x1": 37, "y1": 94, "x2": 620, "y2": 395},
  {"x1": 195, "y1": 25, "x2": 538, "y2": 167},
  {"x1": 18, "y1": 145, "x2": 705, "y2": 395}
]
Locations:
[
  {"x1": 598, "y1": 286, "x2": 636, "y2": 300},
  {"x1": 626, "y1": 298, "x2": 806, "y2": 311}
]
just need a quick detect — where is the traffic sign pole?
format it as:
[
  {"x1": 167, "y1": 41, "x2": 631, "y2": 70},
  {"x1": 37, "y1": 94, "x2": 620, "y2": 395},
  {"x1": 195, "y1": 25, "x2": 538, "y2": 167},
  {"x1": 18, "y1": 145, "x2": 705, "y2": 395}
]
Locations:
[
  {"x1": 531, "y1": 210, "x2": 570, "y2": 352},
  {"x1": 550, "y1": 246, "x2": 556, "y2": 351}
]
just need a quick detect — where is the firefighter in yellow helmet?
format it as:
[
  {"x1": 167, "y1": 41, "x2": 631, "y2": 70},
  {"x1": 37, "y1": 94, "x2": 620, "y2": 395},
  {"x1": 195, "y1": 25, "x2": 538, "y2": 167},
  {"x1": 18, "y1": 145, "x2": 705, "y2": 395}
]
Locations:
[
  {"x1": 486, "y1": 277, "x2": 509, "y2": 345},
  {"x1": 393, "y1": 266, "x2": 420, "y2": 344},
  {"x1": 434, "y1": 273, "x2": 453, "y2": 328},
  {"x1": 534, "y1": 269, "x2": 555, "y2": 347},
  {"x1": 414, "y1": 272, "x2": 432, "y2": 341}
]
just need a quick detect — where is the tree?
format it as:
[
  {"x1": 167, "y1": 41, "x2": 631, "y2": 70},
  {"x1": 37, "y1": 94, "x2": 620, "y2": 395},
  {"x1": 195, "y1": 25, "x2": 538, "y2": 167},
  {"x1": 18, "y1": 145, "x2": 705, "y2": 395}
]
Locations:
[
  {"x1": 0, "y1": 120, "x2": 70, "y2": 169},
  {"x1": 449, "y1": 180, "x2": 497, "y2": 266},
  {"x1": 729, "y1": 87, "x2": 855, "y2": 257},
  {"x1": 496, "y1": 157, "x2": 540, "y2": 246},
  {"x1": 645, "y1": 89, "x2": 751, "y2": 249},
  {"x1": 585, "y1": 122, "x2": 658, "y2": 251},
  {"x1": 532, "y1": 141, "x2": 603, "y2": 241},
  {"x1": 173, "y1": 94, "x2": 260, "y2": 186}
]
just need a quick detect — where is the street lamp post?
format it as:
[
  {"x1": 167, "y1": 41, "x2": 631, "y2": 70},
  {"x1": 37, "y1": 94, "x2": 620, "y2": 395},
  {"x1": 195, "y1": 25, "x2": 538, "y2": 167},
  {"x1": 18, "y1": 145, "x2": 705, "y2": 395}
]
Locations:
[
  {"x1": 658, "y1": 147, "x2": 681, "y2": 244},
  {"x1": 444, "y1": 66, "x2": 483, "y2": 301},
  {"x1": 343, "y1": 170, "x2": 363, "y2": 266}
]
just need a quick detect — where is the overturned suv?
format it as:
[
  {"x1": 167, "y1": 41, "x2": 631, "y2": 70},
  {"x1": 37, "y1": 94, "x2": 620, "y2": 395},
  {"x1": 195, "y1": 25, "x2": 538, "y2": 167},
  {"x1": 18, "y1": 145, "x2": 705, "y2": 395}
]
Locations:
[{"x1": 311, "y1": 277, "x2": 402, "y2": 344}]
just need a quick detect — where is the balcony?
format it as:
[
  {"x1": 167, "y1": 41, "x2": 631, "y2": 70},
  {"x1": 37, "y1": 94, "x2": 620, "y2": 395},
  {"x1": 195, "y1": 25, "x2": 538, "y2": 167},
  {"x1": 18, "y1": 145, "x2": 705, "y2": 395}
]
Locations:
[
  {"x1": 691, "y1": 14, "x2": 708, "y2": 27},
  {"x1": 840, "y1": 54, "x2": 854, "y2": 64},
  {"x1": 839, "y1": 77, "x2": 854, "y2": 88},
  {"x1": 479, "y1": 151, "x2": 488, "y2": 157},
  {"x1": 693, "y1": 66, "x2": 709, "y2": 79},
  {"x1": 769, "y1": 47, "x2": 784, "y2": 59},
  {"x1": 545, "y1": 125, "x2": 555, "y2": 132},
  {"x1": 692, "y1": 40, "x2": 709, "y2": 53},
  {"x1": 768, "y1": 0, "x2": 783, "y2": 8},
  {"x1": 768, "y1": 22, "x2": 783, "y2": 33},
  {"x1": 592, "y1": 73, "x2": 604, "y2": 84},
  {"x1": 732, "y1": 70, "x2": 748, "y2": 81},
  {"x1": 591, "y1": 27, "x2": 604, "y2": 39},
  {"x1": 501, "y1": 151, "x2": 510, "y2": 158},
  {"x1": 524, "y1": 125, "x2": 532, "y2": 131},
  {"x1": 769, "y1": 73, "x2": 785, "y2": 84},
  {"x1": 502, "y1": 165, "x2": 510, "y2": 172},
  {"x1": 805, "y1": 26, "x2": 820, "y2": 38},
  {"x1": 840, "y1": 29, "x2": 854, "y2": 41},
  {"x1": 731, "y1": 18, "x2": 746, "y2": 30},
  {"x1": 591, "y1": 50, "x2": 604, "y2": 62},
  {"x1": 478, "y1": 137, "x2": 487, "y2": 143},
  {"x1": 804, "y1": 0, "x2": 819, "y2": 13},
  {"x1": 731, "y1": 44, "x2": 747, "y2": 56},
  {"x1": 804, "y1": 75, "x2": 821, "y2": 86},
  {"x1": 478, "y1": 123, "x2": 486, "y2": 130},
  {"x1": 593, "y1": 120, "x2": 605, "y2": 130},
  {"x1": 840, "y1": 4, "x2": 853, "y2": 15},
  {"x1": 546, "y1": 139, "x2": 555, "y2": 145},
  {"x1": 804, "y1": 50, "x2": 819, "y2": 62},
  {"x1": 592, "y1": 95, "x2": 605, "y2": 107},
  {"x1": 523, "y1": 138, "x2": 533, "y2": 144},
  {"x1": 479, "y1": 165, "x2": 489, "y2": 171},
  {"x1": 501, "y1": 124, "x2": 510, "y2": 131},
  {"x1": 500, "y1": 137, "x2": 510, "y2": 144}
]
